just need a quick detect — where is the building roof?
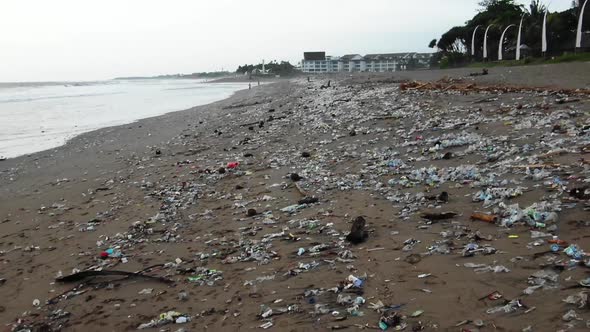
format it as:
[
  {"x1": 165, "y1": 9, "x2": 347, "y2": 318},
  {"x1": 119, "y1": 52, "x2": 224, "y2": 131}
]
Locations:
[
  {"x1": 302, "y1": 52, "x2": 434, "y2": 62},
  {"x1": 364, "y1": 52, "x2": 422, "y2": 61},
  {"x1": 340, "y1": 54, "x2": 363, "y2": 61},
  {"x1": 363, "y1": 52, "x2": 434, "y2": 61},
  {"x1": 364, "y1": 53, "x2": 402, "y2": 61},
  {"x1": 303, "y1": 52, "x2": 326, "y2": 61}
]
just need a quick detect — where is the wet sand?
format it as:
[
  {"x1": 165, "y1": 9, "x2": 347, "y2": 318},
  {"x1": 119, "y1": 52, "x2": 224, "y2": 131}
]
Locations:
[{"x1": 1, "y1": 62, "x2": 589, "y2": 331}]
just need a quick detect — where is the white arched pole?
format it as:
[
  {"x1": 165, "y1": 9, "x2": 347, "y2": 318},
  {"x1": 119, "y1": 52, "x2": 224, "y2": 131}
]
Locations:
[
  {"x1": 483, "y1": 24, "x2": 494, "y2": 60},
  {"x1": 576, "y1": 0, "x2": 588, "y2": 48},
  {"x1": 542, "y1": 10, "x2": 548, "y2": 54},
  {"x1": 498, "y1": 24, "x2": 516, "y2": 61},
  {"x1": 471, "y1": 25, "x2": 481, "y2": 56},
  {"x1": 516, "y1": 15, "x2": 524, "y2": 60}
]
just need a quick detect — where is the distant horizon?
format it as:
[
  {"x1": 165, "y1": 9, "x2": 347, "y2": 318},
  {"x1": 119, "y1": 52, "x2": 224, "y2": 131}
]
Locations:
[
  {"x1": 0, "y1": 76, "x2": 231, "y2": 84},
  {"x1": 0, "y1": 49, "x2": 440, "y2": 83},
  {"x1": 0, "y1": 0, "x2": 573, "y2": 82}
]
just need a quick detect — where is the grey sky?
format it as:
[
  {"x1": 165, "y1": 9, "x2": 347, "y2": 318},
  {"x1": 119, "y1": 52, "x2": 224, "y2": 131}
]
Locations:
[{"x1": 0, "y1": 0, "x2": 574, "y2": 81}]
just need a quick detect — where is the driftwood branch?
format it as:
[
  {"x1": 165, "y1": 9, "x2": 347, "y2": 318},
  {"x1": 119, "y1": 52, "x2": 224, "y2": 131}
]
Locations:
[
  {"x1": 511, "y1": 164, "x2": 562, "y2": 169},
  {"x1": 294, "y1": 182, "x2": 309, "y2": 197},
  {"x1": 56, "y1": 269, "x2": 173, "y2": 284}
]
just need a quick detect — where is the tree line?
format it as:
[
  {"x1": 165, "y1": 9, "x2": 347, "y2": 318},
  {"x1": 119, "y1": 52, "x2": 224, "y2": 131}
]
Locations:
[
  {"x1": 236, "y1": 60, "x2": 296, "y2": 76},
  {"x1": 430, "y1": 0, "x2": 589, "y2": 67}
]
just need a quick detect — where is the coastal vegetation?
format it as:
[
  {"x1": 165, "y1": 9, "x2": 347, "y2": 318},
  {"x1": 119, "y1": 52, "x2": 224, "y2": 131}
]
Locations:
[
  {"x1": 430, "y1": 0, "x2": 589, "y2": 68},
  {"x1": 236, "y1": 61, "x2": 296, "y2": 76}
]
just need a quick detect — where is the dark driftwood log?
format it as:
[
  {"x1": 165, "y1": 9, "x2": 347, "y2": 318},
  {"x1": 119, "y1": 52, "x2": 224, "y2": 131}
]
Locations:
[
  {"x1": 56, "y1": 270, "x2": 173, "y2": 284},
  {"x1": 420, "y1": 212, "x2": 457, "y2": 220},
  {"x1": 48, "y1": 265, "x2": 172, "y2": 304}
]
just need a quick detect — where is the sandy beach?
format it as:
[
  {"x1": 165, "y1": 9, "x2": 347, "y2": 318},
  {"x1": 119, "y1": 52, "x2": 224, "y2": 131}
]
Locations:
[{"x1": 1, "y1": 62, "x2": 590, "y2": 331}]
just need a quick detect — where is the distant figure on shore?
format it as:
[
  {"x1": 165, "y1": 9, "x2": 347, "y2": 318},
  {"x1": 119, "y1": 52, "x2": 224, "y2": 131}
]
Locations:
[{"x1": 249, "y1": 83, "x2": 251, "y2": 90}]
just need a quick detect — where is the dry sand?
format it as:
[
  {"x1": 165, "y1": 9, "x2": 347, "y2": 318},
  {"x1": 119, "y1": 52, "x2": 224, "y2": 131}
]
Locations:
[{"x1": 1, "y1": 62, "x2": 590, "y2": 331}]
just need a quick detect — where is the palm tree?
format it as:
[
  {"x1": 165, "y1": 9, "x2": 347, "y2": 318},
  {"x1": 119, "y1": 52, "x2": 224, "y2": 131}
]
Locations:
[
  {"x1": 527, "y1": 0, "x2": 547, "y2": 18},
  {"x1": 522, "y1": 0, "x2": 547, "y2": 54}
]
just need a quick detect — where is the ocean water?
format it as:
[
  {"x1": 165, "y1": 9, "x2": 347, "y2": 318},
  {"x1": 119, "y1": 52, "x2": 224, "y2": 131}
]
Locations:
[{"x1": 0, "y1": 79, "x2": 249, "y2": 159}]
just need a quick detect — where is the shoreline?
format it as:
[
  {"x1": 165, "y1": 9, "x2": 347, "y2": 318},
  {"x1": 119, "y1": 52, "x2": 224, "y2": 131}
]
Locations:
[
  {"x1": 0, "y1": 80, "x2": 252, "y2": 161},
  {"x1": 0, "y1": 82, "x2": 277, "y2": 196},
  {"x1": 1, "y1": 63, "x2": 589, "y2": 331}
]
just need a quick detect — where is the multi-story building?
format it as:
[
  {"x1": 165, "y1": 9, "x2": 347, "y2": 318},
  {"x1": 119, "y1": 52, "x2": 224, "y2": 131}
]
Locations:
[
  {"x1": 301, "y1": 51, "x2": 432, "y2": 73},
  {"x1": 301, "y1": 52, "x2": 339, "y2": 73}
]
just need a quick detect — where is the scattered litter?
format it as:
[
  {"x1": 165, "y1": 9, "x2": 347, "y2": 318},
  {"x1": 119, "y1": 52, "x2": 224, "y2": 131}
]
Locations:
[{"x1": 137, "y1": 311, "x2": 190, "y2": 329}]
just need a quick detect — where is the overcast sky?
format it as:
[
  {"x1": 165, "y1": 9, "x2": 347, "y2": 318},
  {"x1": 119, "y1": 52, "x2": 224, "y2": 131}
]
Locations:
[{"x1": 0, "y1": 0, "x2": 574, "y2": 82}]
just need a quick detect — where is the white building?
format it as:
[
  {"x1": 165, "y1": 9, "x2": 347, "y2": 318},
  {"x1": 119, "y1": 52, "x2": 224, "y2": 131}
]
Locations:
[
  {"x1": 301, "y1": 52, "x2": 339, "y2": 73},
  {"x1": 301, "y1": 51, "x2": 432, "y2": 73}
]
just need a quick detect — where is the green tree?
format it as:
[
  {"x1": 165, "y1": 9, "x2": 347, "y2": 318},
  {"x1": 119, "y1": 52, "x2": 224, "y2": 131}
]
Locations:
[
  {"x1": 437, "y1": 26, "x2": 468, "y2": 53},
  {"x1": 236, "y1": 61, "x2": 296, "y2": 76},
  {"x1": 437, "y1": 0, "x2": 524, "y2": 66},
  {"x1": 435, "y1": 0, "x2": 588, "y2": 61}
]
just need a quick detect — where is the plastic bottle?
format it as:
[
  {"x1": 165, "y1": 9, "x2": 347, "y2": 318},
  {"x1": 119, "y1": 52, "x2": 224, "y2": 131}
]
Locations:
[
  {"x1": 548, "y1": 236, "x2": 567, "y2": 246},
  {"x1": 544, "y1": 212, "x2": 559, "y2": 223},
  {"x1": 564, "y1": 245, "x2": 583, "y2": 260},
  {"x1": 347, "y1": 275, "x2": 363, "y2": 288}
]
